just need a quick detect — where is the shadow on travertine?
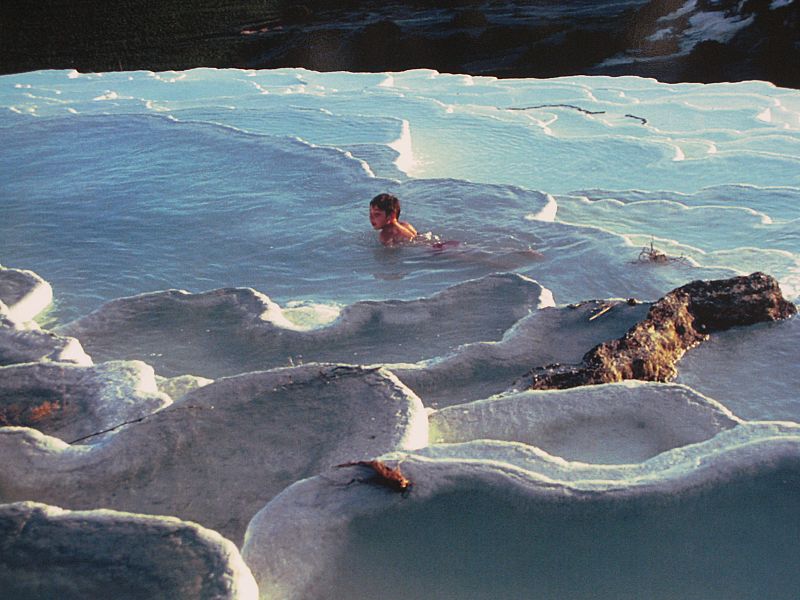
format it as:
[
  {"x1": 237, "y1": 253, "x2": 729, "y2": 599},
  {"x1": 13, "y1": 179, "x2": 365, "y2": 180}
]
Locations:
[
  {"x1": 0, "y1": 364, "x2": 427, "y2": 548},
  {"x1": 0, "y1": 502, "x2": 258, "y2": 600},
  {"x1": 2, "y1": 264, "x2": 799, "y2": 599},
  {"x1": 56, "y1": 273, "x2": 552, "y2": 379},
  {"x1": 243, "y1": 424, "x2": 800, "y2": 600}
]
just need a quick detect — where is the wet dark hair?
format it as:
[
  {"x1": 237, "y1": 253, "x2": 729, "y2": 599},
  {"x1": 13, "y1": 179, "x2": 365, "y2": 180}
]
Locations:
[{"x1": 370, "y1": 193, "x2": 401, "y2": 218}]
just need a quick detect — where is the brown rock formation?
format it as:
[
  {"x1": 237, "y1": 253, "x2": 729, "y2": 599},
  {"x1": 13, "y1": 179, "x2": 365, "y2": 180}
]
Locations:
[{"x1": 521, "y1": 273, "x2": 796, "y2": 390}]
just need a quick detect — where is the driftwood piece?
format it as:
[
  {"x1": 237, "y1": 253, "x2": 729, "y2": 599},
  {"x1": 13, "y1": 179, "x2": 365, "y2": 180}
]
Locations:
[
  {"x1": 519, "y1": 273, "x2": 796, "y2": 390},
  {"x1": 337, "y1": 460, "x2": 412, "y2": 494}
]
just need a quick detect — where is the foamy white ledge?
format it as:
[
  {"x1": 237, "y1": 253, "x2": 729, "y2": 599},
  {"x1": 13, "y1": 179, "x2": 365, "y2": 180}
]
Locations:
[
  {"x1": 0, "y1": 266, "x2": 53, "y2": 324},
  {"x1": 0, "y1": 361, "x2": 172, "y2": 443},
  {"x1": 0, "y1": 364, "x2": 427, "y2": 546},
  {"x1": 429, "y1": 381, "x2": 740, "y2": 464},
  {"x1": 56, "y1": 273, "x2": 551, "y2": 379},
  {"x1": 0, "y1": 318, "x2": 92, "y2": 366}
]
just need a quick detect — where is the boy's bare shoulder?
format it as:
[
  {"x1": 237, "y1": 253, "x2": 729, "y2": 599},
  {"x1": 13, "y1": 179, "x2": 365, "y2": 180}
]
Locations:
[
  {"x1": 380, "y1": 222, "x2": 416, "y2": 245},
  {"x1": 399, "y1": 221, "x2": 418, "y2": 235}
]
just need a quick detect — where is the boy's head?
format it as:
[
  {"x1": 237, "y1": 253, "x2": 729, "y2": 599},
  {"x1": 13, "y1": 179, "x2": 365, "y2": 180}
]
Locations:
[
  {"x1": 369, "y1": 193, "x2": 400, "y2": 229},
  {"x1": 370, "y1": 193, "x2": 401, "y2": 217}
]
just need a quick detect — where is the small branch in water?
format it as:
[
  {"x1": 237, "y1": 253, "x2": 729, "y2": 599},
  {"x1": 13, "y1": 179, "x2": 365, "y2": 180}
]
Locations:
[
  {"x1": 588, "y1": 303, "x2": 614, "y2": 321},
  {"x1": 636, "y1": 239, "x2": 689, "y2": 265},
  {"x1": 506, "y1": 104, "x2": 606, "y2": 115},
  {"x1": 625, "y1": 113, "x2": 648, "y2": 125}
]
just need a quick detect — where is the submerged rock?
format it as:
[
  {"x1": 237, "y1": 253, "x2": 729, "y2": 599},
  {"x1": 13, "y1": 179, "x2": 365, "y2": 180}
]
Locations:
[
  {"x1": 519, "y1": 273, "x2": 796, "y2": 390},
  {"x1": 0, "y1": 501, "x2": 258, "y2": 600},
  {"x1": 0, "y1": 364, "x2": 427, "y2": 545}
]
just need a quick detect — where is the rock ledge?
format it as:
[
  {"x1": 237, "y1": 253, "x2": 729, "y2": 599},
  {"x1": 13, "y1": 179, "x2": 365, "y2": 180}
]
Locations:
[{"x1": 520, "y1": 273, "x2": 796, "y2": 390}]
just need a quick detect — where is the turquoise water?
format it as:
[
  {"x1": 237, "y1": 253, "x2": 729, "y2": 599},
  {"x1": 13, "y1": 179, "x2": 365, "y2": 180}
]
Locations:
[
  {"x1": 1, "y1": 67, "x2": 799, "y2": 599},
  {"x1": 2, "y1": 69, "x2": 797, "y2": 325}
]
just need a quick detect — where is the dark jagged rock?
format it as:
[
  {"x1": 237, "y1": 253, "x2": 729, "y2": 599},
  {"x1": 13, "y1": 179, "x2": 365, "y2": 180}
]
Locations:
[
  {"x1": 352, "y1": 20, "x2": 404, "y2": 71},
  {"x1": 677, "y1": 273, "x2": 796, "y2": 331},
  {"x1": 521, "y1": 273, "x2": 796, "y2": 390},
  {"x1": 518, "y1": 28, "x2": 626, "y2": 77},
  {"x1": 681, "y1": 40, "x2": 748, "y2": 83},
  {"x1": 450, "y1": 9, "x2": 489, "y2": 29},
  {"x1": 282, "y1": 4, "x2": 314, "y2": 25},
  {"x1": 613, "y1": 0, "x2": 800, "y2": 87},
  {"x1": 1, "y1": 1, "x2": 796, "y2": 89}
]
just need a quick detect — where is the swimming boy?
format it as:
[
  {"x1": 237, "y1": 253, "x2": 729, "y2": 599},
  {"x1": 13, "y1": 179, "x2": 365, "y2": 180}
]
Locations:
[{"x1": 369, "y1": 193, "x2": 417, "y2": 245}]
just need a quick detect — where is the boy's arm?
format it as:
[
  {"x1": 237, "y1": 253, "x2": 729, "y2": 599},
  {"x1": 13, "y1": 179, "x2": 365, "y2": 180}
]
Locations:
[{"x1": 400, "y1": 221, "x2": 417, "y2": 235}]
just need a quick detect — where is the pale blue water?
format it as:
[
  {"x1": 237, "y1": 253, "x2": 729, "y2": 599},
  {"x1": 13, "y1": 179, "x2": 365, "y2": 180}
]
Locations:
[
  {"x1": 2, "y1": 69, "x2": 797, "y2": 325},
  {"x1": 1, "y1": 67, "x2": 799, "y2": 598},
  {"x1": 2, "y1": 66, "x2": 798, "y2": 404}
]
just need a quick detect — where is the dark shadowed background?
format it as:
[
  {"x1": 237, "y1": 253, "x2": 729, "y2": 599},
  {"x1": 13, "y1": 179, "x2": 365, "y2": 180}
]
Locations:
[{"x1": 1, "y1": 0, "x2": 798, "y2": 87}]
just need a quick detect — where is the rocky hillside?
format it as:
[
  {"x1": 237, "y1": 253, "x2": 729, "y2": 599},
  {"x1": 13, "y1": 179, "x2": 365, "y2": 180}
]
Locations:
[{"x1": 1, "y1": 1, "x2": 798, "y2": 87}]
